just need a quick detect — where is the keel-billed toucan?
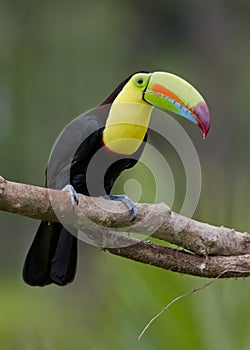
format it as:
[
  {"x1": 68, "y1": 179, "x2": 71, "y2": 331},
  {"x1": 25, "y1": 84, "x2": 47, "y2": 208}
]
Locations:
[{"x1": 23, "y1": 71, "x2": 210, "y2": 286}]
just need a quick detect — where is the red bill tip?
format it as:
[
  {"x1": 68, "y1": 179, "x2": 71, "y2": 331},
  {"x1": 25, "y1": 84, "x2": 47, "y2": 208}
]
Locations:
[{"x1": 193, "y1": 102, "x2": 211, "y2": 139}]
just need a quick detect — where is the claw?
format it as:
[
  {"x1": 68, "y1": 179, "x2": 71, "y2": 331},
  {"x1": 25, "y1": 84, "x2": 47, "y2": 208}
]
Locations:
[
  {"x1": 105, "y1": 194, "x2": 137, "y2": 220},
  {"x1": 62, "y1": 185, "x2": 79, "y2": 206}
]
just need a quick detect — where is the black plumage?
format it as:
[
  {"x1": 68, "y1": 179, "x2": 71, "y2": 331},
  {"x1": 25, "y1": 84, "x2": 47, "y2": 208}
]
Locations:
[{"x1": 23, "y1": 76, "x2": 146, "y2": 286}]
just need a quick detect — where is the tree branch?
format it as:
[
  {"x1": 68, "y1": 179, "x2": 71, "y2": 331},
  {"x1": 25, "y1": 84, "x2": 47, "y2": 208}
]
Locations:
[{"x1": 1, "y1": 175, "x2": 250, "y2": 279}]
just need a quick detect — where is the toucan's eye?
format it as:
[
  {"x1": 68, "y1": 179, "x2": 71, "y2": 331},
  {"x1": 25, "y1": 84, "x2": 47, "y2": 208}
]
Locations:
[{"x1": 135, "y1": 76, "x2": 146, "y2": 88}]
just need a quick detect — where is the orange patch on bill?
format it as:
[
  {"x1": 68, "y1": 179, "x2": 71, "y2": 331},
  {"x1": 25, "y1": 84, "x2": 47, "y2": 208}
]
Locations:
[{"x1": 152, "y1": 83, "x2": 185, "y2": 107}]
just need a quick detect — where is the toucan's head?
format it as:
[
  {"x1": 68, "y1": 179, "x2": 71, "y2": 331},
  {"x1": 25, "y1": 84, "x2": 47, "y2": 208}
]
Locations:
[{"x1": 103, "y1": 71, "x2": 210, "y2": 154}]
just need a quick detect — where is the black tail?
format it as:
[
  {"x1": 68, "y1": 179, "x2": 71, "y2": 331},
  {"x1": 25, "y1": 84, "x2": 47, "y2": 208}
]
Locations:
[{"x1": 23, "y1": 221, "x2": 77, "y2": 286}]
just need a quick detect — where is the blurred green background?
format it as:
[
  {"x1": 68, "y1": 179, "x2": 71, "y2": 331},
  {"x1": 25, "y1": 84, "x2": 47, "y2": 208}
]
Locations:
[{"x1": 1, "y1": 0, "x2": 250, "y2": 349}]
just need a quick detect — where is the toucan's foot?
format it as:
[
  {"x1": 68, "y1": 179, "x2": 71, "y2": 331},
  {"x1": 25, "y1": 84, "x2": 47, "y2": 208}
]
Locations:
[
  {"x1": 62, "y1": 185, "x2": 79, "y2": 206},
  {"x1": 105, "y1": 194, "x2": 137, "y2": 220}
]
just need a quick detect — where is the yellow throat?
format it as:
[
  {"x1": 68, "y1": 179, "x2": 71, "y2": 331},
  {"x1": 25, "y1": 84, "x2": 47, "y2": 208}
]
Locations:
[{"x1": 102, "y1": 78, "x2": 153, "y2": 155}]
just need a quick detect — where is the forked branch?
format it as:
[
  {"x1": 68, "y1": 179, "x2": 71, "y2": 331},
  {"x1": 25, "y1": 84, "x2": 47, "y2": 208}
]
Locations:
[{"x1": 1, "y1": 176, "x2": 250, "y2": 278}]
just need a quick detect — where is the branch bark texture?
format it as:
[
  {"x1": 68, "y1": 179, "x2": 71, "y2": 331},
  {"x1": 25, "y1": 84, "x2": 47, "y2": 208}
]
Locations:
[{"x1": 1, "y1": 176, "x2": 250, "y2": 279}]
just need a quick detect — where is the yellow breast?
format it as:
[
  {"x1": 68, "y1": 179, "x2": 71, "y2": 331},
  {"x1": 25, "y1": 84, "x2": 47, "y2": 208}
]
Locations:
[
  {"x1": 102, "y1": 79, "x2": 153, "y2": 155},
  {"x1": 103, "y1": 102, "x2": 153, "y2": 154}
]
